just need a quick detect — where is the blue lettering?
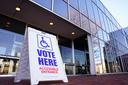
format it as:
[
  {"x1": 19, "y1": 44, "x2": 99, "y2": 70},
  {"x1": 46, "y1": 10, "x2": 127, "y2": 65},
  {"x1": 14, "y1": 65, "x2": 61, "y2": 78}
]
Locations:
[
  {"x1": 37, "y1": 49, "x2": 56, "y2": 58},
  {"x1": 42, "y1": 51, "x2": 47, "y2": 57},
  {"x1": 48, "y1": 59, "x2": 53, "y2": 66},
  {"x1": 47, "y1": 51, "x2": 52, "y2": 58},
  {"x1": 38, "y1": 57, "x2": 44, "y2": 65},
  {"x1": 37, "y1": 49, "x2": 42, "y2": 56},
  {"x1": 53, "y1": 59, "x2": 57, "y2": 66},
  {"x1": 44, "y1": 58, "x2": 48, "y2": 66},
  {"x1": 52, "y1": 52, "x2": 55, "y2": 58},
  {"x1": 38, "y1": 57, "x2": 57, "y2": 66}
]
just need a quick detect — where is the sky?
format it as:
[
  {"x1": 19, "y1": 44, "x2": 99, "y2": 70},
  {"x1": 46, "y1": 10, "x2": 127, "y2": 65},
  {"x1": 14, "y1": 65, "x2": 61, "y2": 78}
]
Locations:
[{"x1": 100, "y1": 0, "x2": 128, "y2": 28}]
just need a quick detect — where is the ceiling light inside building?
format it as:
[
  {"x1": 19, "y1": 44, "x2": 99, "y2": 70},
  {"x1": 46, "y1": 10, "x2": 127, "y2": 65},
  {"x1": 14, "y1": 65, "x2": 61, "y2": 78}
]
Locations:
[
  {"x1": 71, "y1": 32, "x2": 75, "y2": 35},
  {"x1": 49, "y1": 22, "x2": 54, "y2": 26},
  {"x1": 16, "y1": 6, "x2": 21, "y2": 12},
  {"x1": 6, "y1": 22, "x2": 10, "y2": 25}
]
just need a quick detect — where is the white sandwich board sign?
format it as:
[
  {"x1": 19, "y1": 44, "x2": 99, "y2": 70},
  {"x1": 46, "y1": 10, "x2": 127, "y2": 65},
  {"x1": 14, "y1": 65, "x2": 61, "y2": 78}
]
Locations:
[{"x1": 15, "y1": 27, "x2": 68, "y2": 85}]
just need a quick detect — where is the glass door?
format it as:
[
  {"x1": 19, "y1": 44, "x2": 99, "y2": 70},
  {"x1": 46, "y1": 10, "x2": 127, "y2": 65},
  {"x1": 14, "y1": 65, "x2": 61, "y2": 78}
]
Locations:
[{"x1": 74, "y1": 36, "x2": 90, "y2": 74}]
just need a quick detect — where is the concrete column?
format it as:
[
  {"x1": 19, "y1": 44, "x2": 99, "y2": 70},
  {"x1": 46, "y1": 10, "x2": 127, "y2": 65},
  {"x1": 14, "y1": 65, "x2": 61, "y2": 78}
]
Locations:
[{"x1": 87, "y1": 35, "x2": 96, "y2": 75}]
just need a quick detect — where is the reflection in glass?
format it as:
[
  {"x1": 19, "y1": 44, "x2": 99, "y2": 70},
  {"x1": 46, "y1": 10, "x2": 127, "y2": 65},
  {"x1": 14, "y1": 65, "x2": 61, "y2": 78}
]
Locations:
[
  {"x1": 98, "y1": 9, "x2": 106, "y2": 31},
  {"x1": 70, "y1": 6, "x2": 80, "y2": 26},
  {"x1": 106, "y1": 18, "x2": 111, "y2": 33},
  {"x1": 60, "y1": 46, "x2": 73, "y2": 74},
  {"x1": 54, "y1": 0, "x2": 68, "y2": 19},
  {"x1": 65, "y1": 65, "x2": 73, "y2": 74},
  {"x1": 92, "y1": 36, "x2": 106, "y2": 73},
  {"x1": 80, "y1": 14, "x2": 90, "y2": 32},
  {"x1": 99, "y1": 40, "x2": 106, "y2": 73},
  {"x1": 58, "y1": 36, "x2": 73, "y2": 75},
  {"x1": 96, "y1": 0, "x2": 105, "y2": 12},
  {"x1": 75, "y1": 49, "x2": 88, "y2": 74},
  {"x1": 92, "y1": 3, "x2": 101, "y2": 26},
  {"x1": 69, "y1": 0, "x2": 78, "y2": 10},
  {"x1": 121, "y1": 54, "x2": 128, "y2": 72},
  {"x1": 89, "y1": 21, "x2": 97, "y2": 36},
  {"x1": 102, "y1": 31, "x2": 109, "y2": 43},
  {"x1": 0, "y1": 58, "x2": 18, "y2": 75},
  {"x1": 92, "y1": 0, "x2": 97, "y2": 4},
  {"x1": 74, "y1": 36, "x2": 90, "y2": 74},
  {"x1": 97, "y1": 27, "x2": 104, "y2": 40},
  {"x1": 60, "y1": 46, "x2": 72, "y2": 64},
  {"x1": 31, "y1": 0, "x2": 52, "y2": 10},
  {"x1": 0, "y1": 29, "x2": 23, "y2": 57},
  {"x1": 92, "y1": 36, "x2": 101, "y2": 64},
  {"x1": 102, "y1": 14, "x2": 108, "y2": 32},
  {"x1": 0, "y1": 29, "x2": 21, "y2": 74},
  {"x1": 63, "y1": 0, "x2": 68, "y2": 3},
  {"x1": 79, "y1": 0, "x2": 88, "y2": 16},
  {"x1": 0, "y1": 29, "x2": 21, "y2": 75},
  {"x1": 86, "y1": 0, "x2": 95, "y2": 22}
]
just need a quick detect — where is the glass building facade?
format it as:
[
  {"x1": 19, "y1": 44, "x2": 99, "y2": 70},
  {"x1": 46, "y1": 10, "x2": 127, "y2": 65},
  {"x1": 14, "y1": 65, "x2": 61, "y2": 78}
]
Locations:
[{"x1": 0, "y1": 0, "x2": 128, "y2": 75}]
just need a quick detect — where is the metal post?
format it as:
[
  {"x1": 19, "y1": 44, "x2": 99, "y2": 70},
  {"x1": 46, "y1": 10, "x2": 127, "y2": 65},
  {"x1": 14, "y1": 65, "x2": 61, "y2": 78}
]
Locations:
[{"x1": 72, "y1": 40, "x2": 75, "y2": 75}]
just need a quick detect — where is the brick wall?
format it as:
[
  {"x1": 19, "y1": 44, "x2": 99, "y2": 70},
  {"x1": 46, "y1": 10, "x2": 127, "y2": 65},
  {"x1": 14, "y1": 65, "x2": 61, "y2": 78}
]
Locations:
[{"x1": 0, "y1": 73, "x2": 128, "y2": 85}]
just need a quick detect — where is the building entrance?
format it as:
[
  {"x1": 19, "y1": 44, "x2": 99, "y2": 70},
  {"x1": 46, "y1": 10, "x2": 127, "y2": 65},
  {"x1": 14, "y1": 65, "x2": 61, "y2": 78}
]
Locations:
[
  {"x1": 74, "y1": 36, "x2": 90, "y2": 74},
  {"x1": 59, "y1": 36, "x2": 90, "y2": 75}
]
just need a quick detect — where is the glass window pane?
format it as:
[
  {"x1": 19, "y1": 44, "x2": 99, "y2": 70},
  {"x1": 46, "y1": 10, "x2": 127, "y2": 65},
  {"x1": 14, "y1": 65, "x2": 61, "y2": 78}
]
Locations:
[
  {"x1": 60, "y1": 46, "x2": 72, "y2": 63},
  {"x1": 98, "y1": 9, "x2": 105, "y2": 31},
  {"x1": 109, "y1": 21, "x2": 113, "y2": 32},
  {"x1": 97, "y1": 27, "x2": 104, "y2": 40},
  {"x1": 0, "y1": 58, "x2": 19, "y2": 74},
  {"x1": 86, "y1": 0, "x2": 95, "y2": 22},
  {"x1": 58, "y1": 36, "x2": 73, "y2": 75},
  {"x1": 92, "y1": 0, "x2": 97, "y2": 4},
  {"x1": 70, "y1": 6, "x2": 80, "y2": 26},
  {"x1": 31, "y1": 0, "x2": 52, "y2": 10},
  {"x1": 0, "y1": 29, "x2": 23, "y2": 56},
  {"x1": 103, "y1": 14, "x2": 108, "y2": 32},
  {"x1": 98, "y1": 40, "x2": 106, "y2": 73},
  {"x1": 106, "y1": 18, "x2": 111, "y2": 33},
  {"x1": 54, "y1": 0, "x2": 68, "y2": 19},
  {"x1": 91, "y1": 36, "x2": 107, "y2": 73},
  {"x1": 89, "y1": 21, "x2": 97, "y2": 36},
  {"x1": 80, "y1": 14, "x2": 90, "y2": 32},
  {"x1": 92, "y1": 3, "x2": 101, "y2": 26},
  {"x1": 102, "y1": 31, "x2": 108, "y2": 43},
  {"x1": 96, "y1": 0, "x2": 105, "y2": 12},
  {"x1": 92, "y1": 36, "x2": 101, "y2": 64},
  {"x1": 104, "y1": 43, "x2": 114, "y2": 72},
  {"x1": 69, "y1": 0, "x2": 78, "y2": 10},
  {"x1": 79, "y1": 0, "x2": 88, "y2": 16},
  {"x1": 63, "y1": 0, "x2": 68, "y2": 3},
  {"x1": 74, "y1": 37, "x2": 90, "y2": 74}
]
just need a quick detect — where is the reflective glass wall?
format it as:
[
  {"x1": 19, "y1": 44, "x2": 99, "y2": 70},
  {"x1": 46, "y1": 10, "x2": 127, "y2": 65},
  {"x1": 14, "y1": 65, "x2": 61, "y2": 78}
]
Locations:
[
  {"x1": 0, "y1": 29, "x2": 23, "y2": 57},
  {"x1": 91, "y1": 0, "x2": 128, "y2": 73},
  {"x1": 0, "y1": 29, "x2": 23, "y2": 74},
  {"x1": 30, "y1": 0, "x2": 128, "y2": 74},
  {"x1": 0, "y1": 14, "x2": 25, "y2": 75},
  {"x1": 0, "y1": 15, "x2": 90, "y2": 75}
]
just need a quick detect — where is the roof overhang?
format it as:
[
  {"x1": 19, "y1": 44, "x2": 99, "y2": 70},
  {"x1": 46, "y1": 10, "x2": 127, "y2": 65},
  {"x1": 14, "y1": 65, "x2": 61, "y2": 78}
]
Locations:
[{"x1": 0, "y1": 0, "x2": 88, "y2": 39}]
